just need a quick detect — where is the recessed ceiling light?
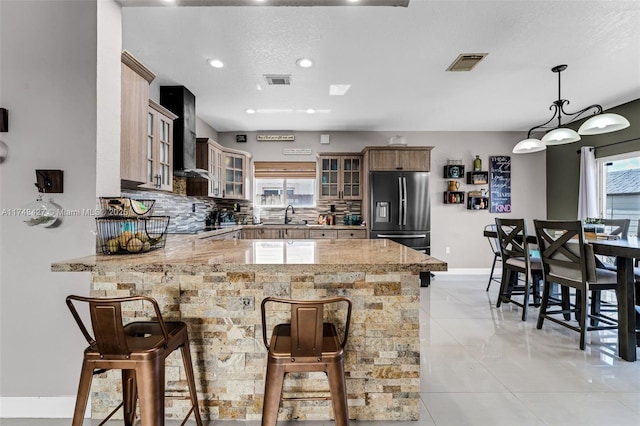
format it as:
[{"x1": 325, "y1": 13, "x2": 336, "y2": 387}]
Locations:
[
  {"x1": 306, "y1": 109, "x2": 316, "y2": 114},
  {"x1": 329, "y1": 84, "x2": 351, "y2": 96},
  {"x1": 245, "y1": 108, "x2": 256, "y2": 114},
  {"x1": 208, "y1": 59, "x2": 224, "y2": 68},
  {"x1": 296, "y1": 58, "x2": 313, "y2": 68}
]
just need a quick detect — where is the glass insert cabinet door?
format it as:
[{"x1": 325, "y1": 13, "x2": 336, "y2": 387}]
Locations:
[
  {"x1": 224, "y1": 154, "x2": 244, "y2": 198},
  {"x1": 342, "y1": 157, "x2": 360, "y2": 199},
  {"x1": 158, "y1": 118, "x2": 171, "y2": 188},
  {"x1": 320, "y1": 158, "x2": 339, "y2": 197},
  {"x1": 318, "y1": 155, "x2": 362, "y2": 200}
]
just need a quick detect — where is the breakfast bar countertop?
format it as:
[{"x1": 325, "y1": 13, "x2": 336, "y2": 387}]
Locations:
[
  {"x1": 51, "y1": 234, "x2": 446, "y2": 422},
  {"x1": 52, "y1": 234, "x2": 447, "y2": 274}
]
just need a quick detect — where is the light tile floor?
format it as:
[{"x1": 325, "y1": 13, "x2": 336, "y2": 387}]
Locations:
[{"x1": 3, "y1": 274, "x2": 639, "y2": 425}]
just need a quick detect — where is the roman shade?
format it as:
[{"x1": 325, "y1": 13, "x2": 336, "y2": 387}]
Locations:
[{"x1": 254, "y1": 161, "x2": 317, "y2": 179}]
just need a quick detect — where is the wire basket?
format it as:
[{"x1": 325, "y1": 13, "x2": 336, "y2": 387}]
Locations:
[
  {"x1": 96, "y1": 216, "x2": 170, "y2": 255},
  {"x1": 99, "y1": 197, "x2": 155, "y2": 217}
]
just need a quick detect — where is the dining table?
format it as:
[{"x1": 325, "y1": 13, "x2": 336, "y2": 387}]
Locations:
[{"x1": 484, "y1": 228, "x2": 639, "y2": 362}]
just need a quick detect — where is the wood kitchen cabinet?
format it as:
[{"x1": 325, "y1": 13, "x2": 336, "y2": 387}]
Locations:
[
  {"x1": 142, "y1": 100, "x2": 177, "y2": 191},
  {"x1": 224, "y1": 152, "x2": 249, "y2": 199},
  {"x1": 187, "y1": 138, "x2": 250, "y2": 199},
  {"x1": 365, "y1": 146, "x2": 432, "y2": 171},
  {"x1": 337, "y1": 229, "x2": 367, "y2": 239},
  {"x1": 241, "y1": 227, "x2": 309, "y2": 239},
  {"x1": 317, "y1": 154, "x2": 362, "y2": 200},
  {"x1": 120, "y1": 50, "x2": 156, "y2": 184},
  {"x1": 187, "y1": 138, "x2": 223, "y2": 197}
]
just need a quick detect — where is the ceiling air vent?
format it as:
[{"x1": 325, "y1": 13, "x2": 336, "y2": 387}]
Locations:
[
  {"x1": 264, "y1": 74, "x2": 292, "y2": 85},
  {"x1": 446, "y1": 53, "x2": 488, "y2": 72}
]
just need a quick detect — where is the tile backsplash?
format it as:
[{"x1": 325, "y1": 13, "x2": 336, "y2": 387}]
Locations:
[{"x1": 122, "y1": 188, "x2": 361, "y2": 233}]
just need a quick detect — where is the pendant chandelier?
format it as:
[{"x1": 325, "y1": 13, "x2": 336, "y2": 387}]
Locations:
[{"x1": 512, "y1": 64, "x2": 630, "y2": 154}]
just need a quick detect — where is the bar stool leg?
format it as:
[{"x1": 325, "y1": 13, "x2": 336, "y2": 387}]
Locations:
[
  {"x1": 262, "y1": 363, "x2": 285, "y2": 426},
  {"x1": 122, "y1": 369, "x2": 138, "y2": 426},
  {"x1": 326, "y1": 361, "x2": 349, "y2": 426},
  {"x1": 180, "y1": 341, "x2": 204, "y2": 425},
  {"x1": 136, "y1": 360, "x2": 165, "y2": 426},
  {"x1": 72, "y1": 360, "x2": 94, "y2": 426}
]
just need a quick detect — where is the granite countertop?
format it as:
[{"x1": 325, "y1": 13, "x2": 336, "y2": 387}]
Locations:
[
  {"x1": 52, "y1": 235, "x2": 447, "y2": 274},
  {"x1": 240, "y1": 224, "x2": 366, "y2": 230}
]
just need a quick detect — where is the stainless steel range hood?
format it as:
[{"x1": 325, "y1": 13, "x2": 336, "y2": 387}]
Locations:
[
  {"x1": 174, "y1": 168, "x2": 210, "y2": 179},
  {"x1": 160, "y1": 86, "x2": 198, "y2": 176}
]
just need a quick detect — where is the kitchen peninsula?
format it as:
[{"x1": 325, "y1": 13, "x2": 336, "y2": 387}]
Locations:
[{"x1": 52, "y1": 233, "x2": 446, "y2": 422}]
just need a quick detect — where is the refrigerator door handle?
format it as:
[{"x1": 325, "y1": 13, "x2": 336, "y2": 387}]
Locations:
[
  {"x1": 376, "y1": 234, "x2": 427, "y2": 239},
  {"x1": 402, "y1": 177, "x2": 408, "y2": 225},
  {"x1": 398, "y1": 177, "x2": 403, "y2": 226}
]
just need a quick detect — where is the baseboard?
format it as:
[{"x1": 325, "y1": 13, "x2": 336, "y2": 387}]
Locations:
[
  {"x1": 0, "y1": 396, "x2": 89, "y2": 418},
  {"x1": 432, "y1": 268, "x2": 501, "y2": 281}
]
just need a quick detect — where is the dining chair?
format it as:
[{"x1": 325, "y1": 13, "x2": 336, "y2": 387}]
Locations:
[
  {"x1": 590, "y1": 219, "x2": 630, "y2": 324},
  {"x1": 260, "y1": 296, "x2": 352, "y2": 426},
  {"x1": 66, "y1": 295, "x2": 203, "y2": 426},
  {"x1": 495, "y1": 218, "x2": 543, "y2": 321},
  {"x1": 484, "y1": 223, "x2": 502, "y2": 291},
  {"x1": 533, "y1": 220, "x2": 618, "y2": 350},
  {"x1": 601, "y1": 218, "x2": 630, "y2": 239}
]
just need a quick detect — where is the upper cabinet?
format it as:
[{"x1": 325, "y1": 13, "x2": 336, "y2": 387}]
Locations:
[
  {"x1": 317, "y1": 154, "x2": 362, "y2": 200},
  {"x1": 187, "y1": 138, "x2": 251, "y2": 199},
  {"x1": 120, "y1": 50, "x2": 156, "y2": 184},
  {"x1": 364, "y1": 146, "x2": 432, "y2": 171},
  {"x1": 120, "y1": 51, "x2": 177, "y2": 191},
  {"x1": 187, "y1": 138, "x2": 223, "y2": 197},
  {"x1": 144, "y1": 100, "x2": 177, "y2": 191},
  {"x1": 224, "y1": 151, "x2": 248, "y2": 199}
]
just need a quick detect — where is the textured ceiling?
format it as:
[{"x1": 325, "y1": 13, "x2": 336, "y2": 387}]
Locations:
[{"x1": 121, "y1": 1, "x2": 640, "y2": 133}]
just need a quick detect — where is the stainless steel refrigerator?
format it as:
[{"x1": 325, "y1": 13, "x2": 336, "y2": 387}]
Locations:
[{"x1": 369, "y1": 171, "x2": 431, "y2": 285}]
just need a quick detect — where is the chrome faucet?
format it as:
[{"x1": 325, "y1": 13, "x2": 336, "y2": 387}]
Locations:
[{"x1": 284, "y1": 204, "x2": 295, "y2": 224}]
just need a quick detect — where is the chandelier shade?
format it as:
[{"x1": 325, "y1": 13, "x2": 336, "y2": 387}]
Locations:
[
  {"x1": 513, "y1": 64, "x2": 630, "y2": 153},
  {"x1": 578, "y1": 113, "x2": 630, "y2": 135},
  {"x1": 512, "y1": 138, "x2": 546, "y2": 154},
  {"x1": 541, "y1": 128, "x2": 581, "y2": 146}
]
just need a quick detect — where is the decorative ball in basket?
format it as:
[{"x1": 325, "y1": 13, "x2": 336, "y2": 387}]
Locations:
[{"x1": 96, "y1": 216, "x2": 170, "y2": 255}]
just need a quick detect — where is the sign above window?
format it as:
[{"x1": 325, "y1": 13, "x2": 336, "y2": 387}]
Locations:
[{"x1": 257, "y1": 134, "x2": 295, "y2": 142}]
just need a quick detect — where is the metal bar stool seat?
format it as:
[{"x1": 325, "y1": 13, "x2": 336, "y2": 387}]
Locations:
[
  {"x1": 66, "y1": 295, "x2": 203, "y2": 426},
  {"x1": 260, "y1": 296, "x2": 352, "y2": 426}
]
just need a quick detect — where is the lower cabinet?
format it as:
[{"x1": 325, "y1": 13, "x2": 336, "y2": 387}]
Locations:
[
  {"x1": 241, "y1": 228, "x2": 308, "y2": 239},
  {"x1": 202, "y1": 230, "x2": 241, "y2": 240},
  {"x1": 309, "y1": 229, "x2": 338, "y2": 239},
  {"x1": 241, "y1": 227, "x2": 366, "y2": 240},
  {"x1": 337, "y1": 229, "x2": 367, "y2": 239}
]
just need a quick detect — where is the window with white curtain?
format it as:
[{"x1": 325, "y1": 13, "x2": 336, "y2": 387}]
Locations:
[{"x1": 596, "y1": 151, "x2": 640, "y2": 237}]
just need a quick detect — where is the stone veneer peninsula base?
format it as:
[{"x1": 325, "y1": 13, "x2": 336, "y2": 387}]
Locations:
[{"x1": 53, "y1": 237, "x2": 446, "y2": 422}]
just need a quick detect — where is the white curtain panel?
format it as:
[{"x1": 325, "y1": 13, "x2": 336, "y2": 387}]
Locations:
[{"x1": 577, "y1": 146, "x2": 598, "y2": 220}]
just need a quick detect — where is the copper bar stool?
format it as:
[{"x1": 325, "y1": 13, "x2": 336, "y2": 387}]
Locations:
[
  {"x1": 260, "y1": 296, "x2": 352, "y2": 426},
  {"x1": 66, "y1": 295, "x2": 203, "y2": 426}
]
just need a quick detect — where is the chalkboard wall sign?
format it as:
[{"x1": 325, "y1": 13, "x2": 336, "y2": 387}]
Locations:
[{"x1": 489, "y1": 156, "x2": 511, "y2": 213}]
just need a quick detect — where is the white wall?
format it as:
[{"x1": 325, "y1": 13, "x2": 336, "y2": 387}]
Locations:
[
  {"x1": 0, "y1": 0, "x2": 105, "y2": 415},
  {"x1": 96, "y1": 0, "x2": 122, "y2": 197},
  {"x1": 217, "y1": 131, "x2": 547, "y2": 270}
]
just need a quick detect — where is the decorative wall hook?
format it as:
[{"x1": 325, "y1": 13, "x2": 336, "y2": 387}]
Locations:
[
  {"x1": 0, "y1": 108, "x2": 7, "y2": 132},
  {"x1": 35, "y1": 170, "x2": 64, "y2": 193}
]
